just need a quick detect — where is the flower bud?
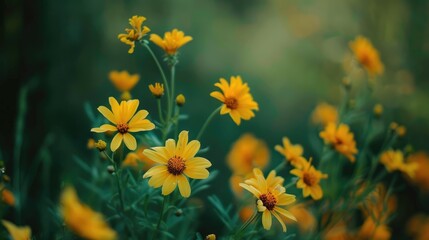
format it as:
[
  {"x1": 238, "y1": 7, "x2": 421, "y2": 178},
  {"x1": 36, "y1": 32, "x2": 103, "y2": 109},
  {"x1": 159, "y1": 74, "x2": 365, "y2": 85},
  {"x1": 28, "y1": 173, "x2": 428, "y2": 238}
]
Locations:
[
  {"x1": 107, "y1": 165, "x2": 115, "y2": 174},
  {"x1": 121, "y1": 91, "x2": 132, "y2": 101},
  {"x1": 174, "y1": 209, "x2": 183, "y2": 217},
  {"x1": 149, "y1": 83, "x2": 164, "y2": 98},
  {"x1": 176, "y1": 94, "x2": 185, "y2": 107},
  {"x1": 95, "y1": 140, "x2": 107, "y2": 152},
  {"x1": 205, "y1": 234, "x2": 216, "y2": 240}
]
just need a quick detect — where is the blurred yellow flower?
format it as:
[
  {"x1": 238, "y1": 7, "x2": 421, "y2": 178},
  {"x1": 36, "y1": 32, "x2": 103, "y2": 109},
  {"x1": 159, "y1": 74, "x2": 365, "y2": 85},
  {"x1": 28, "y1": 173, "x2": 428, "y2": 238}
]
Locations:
[
  {"x1": 118, "y1": 15, "x2": 150, "y2": 54},
  {"x1": 275, "y1": 137, "x2": 307, "y2": 168},
  {"x1": 149, "y1": 83, "x2": 164, "y2": 98},
  {"x1": 239, "y1": 205, "x2": 256, "y2": 222},
  {"x1": 239, "y1": 168, "x2": 296, "y2": 232},
  {"x1": 150, "y1": 29, "x2": 192, "y2": 55},
  {"x1": 349, "y1": 36, "x2": 384, "y2": 76},
  {"x1": 87, "y1": 138, "x2": 96, "y2": 149},
  {"x1": 290, "y1": 160, "x2": 328, "y2": 200},
  {"x1": 312, "y1": 102, "x2": 338, "y2": 126},
  {"x1": 91, "y1": 97, "x2": 155, "y2": 151},
  {"x1": 176, "y1": 94, "x2": 186, "y2": 106},
  {"x1": 2, "y1": 220, "x2": 31, "y2": 240},
  {"x1": 227, "y1": 133, "x2": 269, "y2": 175},
  {"x1": 210, "y1": 76, "x2": 259, "y2": 125},
  {"x1": 407, "y1": 214, "x2": 429, "y2": 240},
  {"x1": 379, "y1": 150, "x2": 418, "y2": 179},
  {"x1": 205, "y1": 234, "x2": 216, "y2": 240},
  {"x1": 320, "y1": 123, "x2": 358, "y2": 162},
  {"x1": 143, "y1": 131, "x2": 212, "y2": 198},
  {"x1": 323, "y1": 221, "x2": 351, "y2": 240},
  {"x1": 360, "y1": 184, "x2": 396, "y2": 229},
  {"x1": 358, "y1": 217, "x2": 391, "y2": 240},
  {"x1": 1, "y1": 187, "x2": 15, "y2": 206},
  {"x1": 373, "y1": 104, "x2": 383, "y2": 117},
  {"x1": 60, "y1": 187, "x2": 117, "y2": 240},
  {"x1": 122, "y1": 146, "x2": 156, "y2": 171},
  {"x1": 109, "y1": 70, "x2": 139, "y2": 92},
  {"x1": 408, "y1": 152, "x2": 429, "y2": 191},
  {"x1": 284, "y1": 204, "x2": 316, "y2": 233}
]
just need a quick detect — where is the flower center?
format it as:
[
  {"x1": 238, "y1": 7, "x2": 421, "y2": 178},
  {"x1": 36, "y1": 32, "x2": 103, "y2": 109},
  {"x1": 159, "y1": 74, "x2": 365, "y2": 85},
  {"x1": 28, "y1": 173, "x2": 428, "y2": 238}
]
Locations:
[
  {"x1": 117, "y1": 123, "x2": 129, "y2": 134},
  {"x1": 303, "y1": 172, "x2": 317, "y2": 186},
  {"x1": 335, "y1": 136, "x2": 344, "y2": 145},
  {"x1": 259, "y1": 192, "x2": 277, "y2": 211},
  {"x1": 224, "y1": 97, "x2": 238, "y2": 110},
  {"x1": 167, "y1": 156, "x2": 186, "y2": 175}
]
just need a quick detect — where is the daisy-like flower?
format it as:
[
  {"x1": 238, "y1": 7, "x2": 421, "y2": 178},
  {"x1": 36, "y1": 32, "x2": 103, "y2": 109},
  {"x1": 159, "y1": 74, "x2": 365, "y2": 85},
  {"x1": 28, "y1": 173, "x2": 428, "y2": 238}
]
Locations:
[
  {"x1": 311, "y1": 102, "x2": 338, "y2": 126},
  {"x1": 275, "y1": 137, "x2": 307, "y2": 168},
  {"x1": 379, "y1": 150, "x2": 418, "y2": 179},
  {"x1": 91, "y1": 97, "x2": 155, "y2": 151},
  {"x1": 150, "y1": 29, "x2": 193, "y2": 55},
  {"x1": 349, "y1": 36, "x2": 384, "y2": 76},
  {"x1": 290, "y1": 160, "x2": 328, "y2": 200},
  {"x1": 2, "y1": 220, "x2": 31, "y2": 240},
  {"x1": 319, "y1": 123, "x2": 358, "y2": 162},
  {"x1": 109, "y1": 70, "x2": 139, "y2": 93},
  {"x1": 239, "y1": 168, "x2": 296, "y2": 232},
  {"x1": 148, "y1": 83, "x2": 164, "y2": 98},
  {"x1": 118, "y1": 15, "x2": 150, "y2": 54},
  {"x1": 210, "y1": 76, "x2": 259, "y2": 125},
  {"x1": 143, "y1": 131, "x2": 212, "y2": 198},
  {"x1": 60, "y1": 187, "x2": 117, "y2": 240}
]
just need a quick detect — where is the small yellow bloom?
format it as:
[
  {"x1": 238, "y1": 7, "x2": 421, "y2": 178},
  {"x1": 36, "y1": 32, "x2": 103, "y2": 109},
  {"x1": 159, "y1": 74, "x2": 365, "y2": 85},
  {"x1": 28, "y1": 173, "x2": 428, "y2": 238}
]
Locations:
[
  {"x1": 91, "y1": 97, "x2": 155, "y2": 151},
  {"x1": 143, "y1": 131, "x2": 212, "y2": 198},
  {"x1": 176, "y1": 94, "x2": 186, "y2": 106},
  {"x1": 275, "y1": 137, "x2": 307, "y2": 168},
  {"x1": 239, "y1": 168, "x2": 296, "y2": 232},
  {"x1": 1, "y1": 187, "x2": 15, "y2": 206},
  {"x1": 122, "y1": 146, "x2": 156, "y2": 171},
  {"x1": 118, "y1": 15, "x2": 150, "y2": 54},
  {"x1": 311, "y1": 102, "x2": 338, "y2": 126},
  {"x1": 205, "y1": 234, "x2": 216, "y2": 240},
  {"x1": 94, "y1": 140, "x2": 107, "y2": 152},
  {"x1": 109, "y1": 70, "x2": 139, "y2": 92},
  {"x1": 380, "y1": 150, "x2": 418, "y2": 179},
  {"x1": 60, "y1": 187, "x2": 117, "y2": 240},
  {"x1": 239, "y1": 206, "x2": 256, "y2": 222},
  {"x1": 210, "y1": 76, "x2": 259, "y2": 125},
  {"x1": 373, "y1": 104, "x2": 383, "y2": 117},
  {"x1": 290, "y1": 160, "x2": 328, "y2": 200},
  {"x1": 2, "y1": 220, "x2": 31, "y2": 240},
  {"x1": 150, "y1": 29, "x2": 192, "y2": 55},
  {"x1": 320, "y1": 123, "x2": 358, "y2": 162},
  {"x1": 408, "y1": 152, "x2": 429, "y2": 191},
  {"x1": 87, "y1": 138, "x2": 96, "y2": 149},
  {"x1": 148, "y1": 83, "x2": 164, "y2": 98},
  {"x1": 284, "y1": 204, "x2": 316, "y2": 233},
  {"x1": 349, "y1": 36, "x2": 384, "y2": 76},
  {"x1": 396, "y1": 125, "x2": 407, "y2": 137}
]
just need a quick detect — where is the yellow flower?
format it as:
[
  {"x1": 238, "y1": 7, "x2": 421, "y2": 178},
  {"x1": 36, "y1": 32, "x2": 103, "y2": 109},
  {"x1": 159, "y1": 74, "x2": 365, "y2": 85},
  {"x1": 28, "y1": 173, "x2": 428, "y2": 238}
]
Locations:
[
  {"x1": 323, "y1": 221, "x2": 351, "y2": 240},
  {"x1": 1, "y1": 187, "x2": 15, "y2": 206},
  {"x1": 227, "y1": 134, "x2": 269, "y2": 175},
  {"x1": 2, "y1": 220, "x2": 31, "y2": 240},
  {"x1": 91, "y1": 97, "x2": 155, "y2": 151},
  {"x1": 275, "y1": 137, "x2": 307, "y2": 168},
  {"x1": 320, "y1": 123, "x2": 358, "y2": 162},
  {"x1": 109, "y1": 70, "x2": 139, "y2": 92},
  {"x1": 373, "y1": 104, "x2": 383, "y2": 117},
  {"x1": 379, "y1": 150, "x2": 418, "y2": 179},
  {"x1": 205, "y1": 234, "x2": 216, "y2": 240},
  {"x1": 60, "y1": 187, "x2": 117, "y2": 240},
  {"x1": 349, "y1": 36, "x2": 384, "y2": 76},
  {"x1": 176, "y1": 94, "x2": 186, "y2": 106},
  {"x1": 239, "y1": 168, "x2": 296, "y2": 232},
  {"x1": 284, "y1": 204, "x2": 316, "y2": 233},
  {"x1": 87, "y1": 138, "x2": 96, "y2": 149},
  {"x1": 407, "y1": 214, "x2": 429, "y2": 240},
  {"x1": 210, "y1": 76, "x2": 259, "y2": 125},
  {"x1": 312, "y1": 102, "x2": 338, "y2": 126},
  {"x1": 239, "y1": 205, "x2": 256, "y2": 222},
  {"x1": 118, "y1": 15, "x2": 150, "y2": 54},
  {"x1": 290, "y1": 160, "x2": 328, "y2": 200},
  {"x1": 358, "y1": 217, "x2": 391, "y2": 240},
  {"x1": 148, "y1": 83, "x2": 164, "y2": 98},
  {"x1": 150, "y1": 29, "x2": 192, "y2": 55},
  {"x1": 143, "y1": 131, "x2": 212, "y2": 198},
  {"x1": 122, "y1": 146, "x2": 156, "y2": 171},
  {"x1": 94, "y1": 140, "x2": 107, "y2": 152},
  {"x1": 408, "y1": 152, "x2": 429, "y2": 191}
]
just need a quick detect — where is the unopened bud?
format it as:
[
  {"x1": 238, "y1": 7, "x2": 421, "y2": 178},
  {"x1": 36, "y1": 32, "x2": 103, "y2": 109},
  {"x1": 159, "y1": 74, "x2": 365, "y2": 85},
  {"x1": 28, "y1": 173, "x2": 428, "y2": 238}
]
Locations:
[
  {"x1": 175, "y1": 209, "x2": 183, "y2": 217},
  {"x1": 373, "y1": 104, "x2": 383, "y2": 117},
  {"x1": 206, "y1": 234, "x2": 216, "y2": 240},
  {"x1": 107, "y1": 165, "x2": 115, "y2": 174},
  {"x1": 149, "y1": 83, "x2": 164, "y2": 98},
  {"x1": 176, "y1": 94, "x2": 185, "y2": 107},
  {"x1": 121, "y1": 91, "x2": 132, "y2": 101},
  {"x1": 95, "y1": 140, "x2": 107, "y2": 152}
]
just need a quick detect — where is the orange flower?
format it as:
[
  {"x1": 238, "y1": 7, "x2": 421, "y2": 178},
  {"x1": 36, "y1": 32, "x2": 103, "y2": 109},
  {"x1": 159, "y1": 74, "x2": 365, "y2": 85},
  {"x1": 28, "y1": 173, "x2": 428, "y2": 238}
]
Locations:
[
  {"x1": 312, "y1": 102, "x2": 338, "y2": 126},
  {"x1": 408, "y1": 152, "x2": 429, "y2": 191},
  {"x1": 320, "y1": 123, "x2": 358, "y2": 162},
  {"x1": 275, "y1": 137, "x2": 307, "y2": 168},
  {"x1": 349, "y1": 36, "x2": 384, "y2": 76},
  {"x1": 150, "y1": 29, "x2": 192, "y2": 55},
  {"x1": 290, "y1": 160, "x2": 328, "y2": 200}
]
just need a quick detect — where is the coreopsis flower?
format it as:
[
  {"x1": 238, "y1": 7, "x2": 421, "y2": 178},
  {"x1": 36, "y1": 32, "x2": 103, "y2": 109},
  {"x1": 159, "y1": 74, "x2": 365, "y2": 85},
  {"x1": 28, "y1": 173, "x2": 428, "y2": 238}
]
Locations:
[
  {"x1": 122, "y1": 146, "x2": 156, "y2": 171},
  {"x1": 60, "y1": 187, "x2": 117, "y2": 240},
  {"x1": 379, "y1": 150, "x2": 418, "y2": 179},
  {"x1": 176, "y1": 94, "x2": 186, "y2": 106},
  {"x1": 275, "y1": 137, "x2": 307, "y2": 168},
  {"x1": 210, "y1": 76, "x2": 259, "y2": 125},
  {"x1": 320, "y1": 123, "x2": 358, "y2": 162},
  {"x1": 94, "y1": 140, "x2": 107, "y2": 152},
  {"x1": 150, "y1": 29, "x2": 192, "y2": 55},
  {"x1": 109, "y1": 70, "x2": 139, "y2": 93},
  {"x1": 143, "y1": 131, "x2": 212, "y2": 198},
  {"x1": 358, "y1": 217, "x2": 391, "y2": 240},
  {"x1": 349, "y1": 36, "x2": 384, "y2": 76},
  {"x1": 408, "y1": 152, "x2": 429, "y2": 191},
  {"x1": 118, "y1": 15, "x2": 150, "y2": 54},
  {"x1": 1, "y1": 220, "x2": 31, "y2": 240},
  {"x1": 284, "y1": 204, "x2": 316, "y2": 233},
  {"x1": 311, "y1": 102, "x2": 338, "y2": 126},
  {"x1": 1, "y1": 187, "x2": 15, "y2": 206},
  {"x1": 239, "y1": 168, "x2": 296, "y2": 232},
  {"x1": 148, "y1": 83, "x2": 164, "y2": 98},
  {"x1": 91, "y1": 97, "x2": 155, "y2": 151},
  {"x1": 290, "y1": 160, "x2": 328, "y2": 200},
  {"x1": 227, "y1": 134, "x2": 269, "y2": 175}
]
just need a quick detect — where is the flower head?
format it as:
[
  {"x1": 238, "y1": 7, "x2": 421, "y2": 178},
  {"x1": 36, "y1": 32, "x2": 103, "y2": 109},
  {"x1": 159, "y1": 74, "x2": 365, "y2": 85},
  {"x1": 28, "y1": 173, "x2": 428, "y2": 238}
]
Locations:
[
  {"x1": 380, "y1": 150, "x2": 418, "y2": 179},
  {"x1": 109, "y1": 70, "x2": 139, "y2": 92},
  {"x1": 290, "y1": 160, "x2": 328, "y2": 200},
  {"x1": 176, "y1": 94, "x2": 186, "y2": 106},
  {"x1": 118, "y1": 15, "x2": 150, "y2": 54},
  {"x1": 311, "y1": 102, "x2": 338, "y2": 126},
  {"x1": 94, "y1": 140, "x2": 107, "y2": 152},
  {"x1": 91, "y1": 97, "x2": 155, "y2": 151},
  {"x1": 239, "y1": 168, "x2": 296, "y2": 232},
  {"x1": 150, "y1": 29, "x2": 192, "y2": 55},
  {"x1": 2, "y1": 220, "x2": 31, "y2": 240},
  {"x1": 373, "y1": 104, "x2": 383, "y2": 117},
  {"x1": 275, "y1": 137, "x2": 307, "y2": 168},
  {"x1": 349, "y1": 36, "x2": 384, "y2": 76},
  {"x1": 60, "y1": 187, "x2": 117, "y2": 240},
  {"x1": 320, "y1": 123, "x2": 358, "y2": 162},
  {"x1": 148, "y1": 83, "x2": 164, "y2": 98},
  {"x1": 210, "y1": 76, "x2": 259, "y2": 125},
  {"x1": 143, "y1": 131, "x2": 212, "y2": 198}
]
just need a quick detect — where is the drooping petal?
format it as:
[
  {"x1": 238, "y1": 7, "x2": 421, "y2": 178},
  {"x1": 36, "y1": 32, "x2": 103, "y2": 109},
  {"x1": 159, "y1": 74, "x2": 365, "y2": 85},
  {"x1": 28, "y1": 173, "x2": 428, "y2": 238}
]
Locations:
[
  {"x1": 123, "y1": 133, "x2": 137, "y2": 150},
  {"x1": 162, "y1": 174, "x2": 177, "y2": 196},
  {"x1": 274, "y1": 207, "x2": 297, "y2": 221},
  {"x1": 110, "y1": 133, "x2": 123, "y2": 151},
  {"x1": 229, "y1": 110, "x2": 241, "y2": 125},
  {"x1": 262, "y1": 210, "x2": 272, "y2": 230},
  {"x1": 177, "y1": 175, "x2": 191, "y2": 198}
]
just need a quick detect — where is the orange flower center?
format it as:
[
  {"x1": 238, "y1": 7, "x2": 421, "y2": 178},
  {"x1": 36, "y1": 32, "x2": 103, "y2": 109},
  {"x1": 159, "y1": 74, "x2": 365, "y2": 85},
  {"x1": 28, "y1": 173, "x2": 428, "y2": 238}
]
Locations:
[
  {"x1": 117, "y1": 123, "x2": 129, "y2": 134},
  {"x1": 167, "y1": 156, "x2": 186, "y2": 175},
  {"x1": 224, "y1": 97, "x2": 238, "y2": 109},
  {"x1": 259, "y1": 192, "x2": 277, "y2": 211},
  {"x1": 303, "y1": 172, "x2": 317, "y2": 186},
  {"x1": 359, "y1": 53, "x2": 371, "y2": 67}
]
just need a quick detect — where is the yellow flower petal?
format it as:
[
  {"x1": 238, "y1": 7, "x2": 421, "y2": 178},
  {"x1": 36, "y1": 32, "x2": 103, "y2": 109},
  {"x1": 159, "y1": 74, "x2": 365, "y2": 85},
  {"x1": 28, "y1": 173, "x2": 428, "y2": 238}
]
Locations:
[
  {"x1": 123, "y1": 133, "x2": 137, "y2": 150},
  {"x1": 143, "y1": 149, "x2": 169, "y2": 164},
  {"x1": 162, "y1": 174, "x2": 177, "y2": 195},
  {"x1": 97, "y1": 106, "x2": 117, "y2": 124},
  {"x1": 177, "y1": 175, "x2": 191, "y2": 198},
  {"x1": 2, "y1": 220, "x2": 31, "y2": 240},
  {"x1": 262, "y1": 210, "x2": 272, "y2": 230},
  {"x1": 110, "y1": 133, "x2": 123, "y2": 152},
  {"x1": 182, "y1": 140, "x2": 201, "y2": 160},
  {"x1": 183, "y1": 168, "x2": 209, "y2": 179}
]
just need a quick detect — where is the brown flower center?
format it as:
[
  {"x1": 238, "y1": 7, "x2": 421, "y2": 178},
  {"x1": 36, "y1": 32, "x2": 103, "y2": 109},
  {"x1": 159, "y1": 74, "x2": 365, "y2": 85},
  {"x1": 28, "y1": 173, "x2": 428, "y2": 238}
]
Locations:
[
  {"x1": 224, "y1": 97, "x2": 238, "y2": 110},
  {"x1": 117, "y1": 123, "x2": 129, "y2": 134},
  {"x1": 303, "y1": 172, "x2": 317, "y2": 186},
  {"x1": 167, "y1": 155, "x2": 186, "y2": 175},
  {"x1": 259, "y1": 192, "x2": 277, "y2": 211}
]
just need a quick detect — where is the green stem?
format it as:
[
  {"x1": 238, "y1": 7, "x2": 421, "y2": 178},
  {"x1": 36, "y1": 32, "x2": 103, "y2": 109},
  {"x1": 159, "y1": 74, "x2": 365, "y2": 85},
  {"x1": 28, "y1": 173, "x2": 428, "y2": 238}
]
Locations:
[
  {"x1": 103, "y1": 151, "x2": 125, "y2": 212},
  {"x1": 153, "y1": 196, "x2": 168, "y2": 239},
  {"x1": 157, "y1": 99, "x2": 165, "y2": 123},
  {"x1": 235, "y1": 212, "x2": 259, "y2": 238},
  {"x1": 170, "y1": 65, "x2": 176, "y2": 121},
  {"x1": 196, "y1": 106, "x2": 221, "y2": 141},
  {"x1": 174, "y1": 108, "x2": 180, "y2": 138}
]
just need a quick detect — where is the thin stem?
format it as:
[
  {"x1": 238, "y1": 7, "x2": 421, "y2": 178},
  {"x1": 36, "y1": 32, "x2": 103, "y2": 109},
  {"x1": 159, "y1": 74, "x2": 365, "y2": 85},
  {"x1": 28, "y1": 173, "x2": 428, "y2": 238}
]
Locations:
[
  {"x1": 103, "y1": 151, "x2": 125, "y2": 212},
  {"x1": 235, "y1": 212, "x2": 259, "y2": 238},
  {"x1": 174, "y1": 108, "x2": 180, "y2": 138},
  {"x1": 153, "y1": 196, "x2": 168, "y2": 239},
  {"x1": 196, "y1": 106, "x2": 222, "y2": 141},
  {"x1": 169, "y1": 65, "x2": 176, "y2": 121},
  {"x1": 157, "y1": 99, "x2": 164, "y2": 123}
]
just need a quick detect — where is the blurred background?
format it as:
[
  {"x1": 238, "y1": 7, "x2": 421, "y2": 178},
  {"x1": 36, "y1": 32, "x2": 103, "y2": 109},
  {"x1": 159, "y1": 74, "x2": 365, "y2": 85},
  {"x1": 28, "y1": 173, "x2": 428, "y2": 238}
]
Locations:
[{"x1": 2, "y1": 0, "x2": 429, "y2": 237}]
